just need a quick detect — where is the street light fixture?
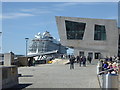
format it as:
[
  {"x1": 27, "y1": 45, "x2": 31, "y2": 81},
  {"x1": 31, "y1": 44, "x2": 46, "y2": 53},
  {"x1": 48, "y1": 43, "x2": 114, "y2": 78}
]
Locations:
[
  {"x1": 25, "y1": 38, "x2": 29, "y2": 56},
  {"x1": 0, "y1": 32, "x2": 2, "y2": 53}
]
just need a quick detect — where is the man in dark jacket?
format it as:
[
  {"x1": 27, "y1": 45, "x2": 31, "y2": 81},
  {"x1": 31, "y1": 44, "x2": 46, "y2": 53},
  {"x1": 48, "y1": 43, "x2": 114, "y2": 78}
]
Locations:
[
  {"x1": 87, "y1": 56, "x2": 92, "y2": 64},
  {"x1": 76, "y1": 56, "x2": 80, "y2": 63},
  {"x1": 69, "y1": 55, "x2": 75, "y2": 69},
  {"x1": 79, "y1": 56, "x2": 83, "y2": 67},
  {"x1": 83, "y1": 56, "x2": 86, "y2": 67}
]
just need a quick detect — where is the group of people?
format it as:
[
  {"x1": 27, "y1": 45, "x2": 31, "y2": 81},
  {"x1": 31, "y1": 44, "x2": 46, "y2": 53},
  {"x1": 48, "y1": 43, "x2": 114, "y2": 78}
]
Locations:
[
  {"x1": 69, "y1": 55, "x2": 92, "y2": 69},
  {"x1": 99, "y1": 56, "x2": 120, "y2": 74}
]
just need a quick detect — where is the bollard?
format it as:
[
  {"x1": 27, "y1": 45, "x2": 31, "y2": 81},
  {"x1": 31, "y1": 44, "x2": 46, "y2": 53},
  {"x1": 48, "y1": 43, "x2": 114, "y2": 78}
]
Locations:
[
  {"x1": 97, "y1": 61, "x2": 102, "y2": 74},
  {"x1": 102, "y1": 74, "x2": 118, "y2": 89},
  {"x1": 102, "y1": 74, "x2": 106, "y2": 88},
  {"x1": 97, "y1": 65, "x2": 101, "y2": 74}
]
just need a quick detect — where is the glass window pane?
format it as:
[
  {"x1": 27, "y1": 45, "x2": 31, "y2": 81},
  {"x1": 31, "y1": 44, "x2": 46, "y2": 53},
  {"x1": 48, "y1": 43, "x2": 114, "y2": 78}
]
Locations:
[
  {"x1": 94, "y1": 24, "x2": 106, "y2": 40},
  {"x1": 65, "y1": 20, "x2": 86, "y2": 40}
]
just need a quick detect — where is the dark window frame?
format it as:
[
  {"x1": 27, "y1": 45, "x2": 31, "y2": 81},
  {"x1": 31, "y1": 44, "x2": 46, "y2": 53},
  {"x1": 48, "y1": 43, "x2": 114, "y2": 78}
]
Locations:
[
  {"x1": 65, "y1": 20, "x2": 86, "y2": 40},
  {"x1": 79, "y1": 51, "x2": 84, "y2": 56},
  {"x1": 94, "y1": 24, "x2": 106, "y2": 40}
]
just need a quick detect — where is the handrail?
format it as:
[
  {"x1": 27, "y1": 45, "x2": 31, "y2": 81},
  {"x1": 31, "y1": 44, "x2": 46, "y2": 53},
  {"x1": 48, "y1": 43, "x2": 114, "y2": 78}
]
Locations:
[{"x1": 98, "y1": 68, "x2": 117, "y2": 75}]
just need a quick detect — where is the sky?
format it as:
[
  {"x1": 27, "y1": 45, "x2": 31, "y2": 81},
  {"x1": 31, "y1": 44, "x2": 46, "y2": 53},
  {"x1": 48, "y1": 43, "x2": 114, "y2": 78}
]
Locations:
[
  {"x1": 1, "y1": 2, "x2": 119, "y2": 55},
  {"x1": 118, "y1": 1, "x2": 120, "y2": 27},
  {"x1": 1, "y1": 0, "x2": 120, "y2": 2}
]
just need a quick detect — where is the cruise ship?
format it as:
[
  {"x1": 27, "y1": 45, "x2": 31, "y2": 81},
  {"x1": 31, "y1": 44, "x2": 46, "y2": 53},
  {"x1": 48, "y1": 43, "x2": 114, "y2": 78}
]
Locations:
[{"x1": 28, "y1": 31, "x2": 67, "y2": 55}]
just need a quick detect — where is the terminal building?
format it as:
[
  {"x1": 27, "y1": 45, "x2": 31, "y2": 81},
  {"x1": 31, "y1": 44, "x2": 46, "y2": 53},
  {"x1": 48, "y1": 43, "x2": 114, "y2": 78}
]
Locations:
[
  {"x1": 28, "y1": 31, "x2": 67, "y2": 55},
  {"x1": 56, "y1": 16, "x2": 119, "y2": 59}
]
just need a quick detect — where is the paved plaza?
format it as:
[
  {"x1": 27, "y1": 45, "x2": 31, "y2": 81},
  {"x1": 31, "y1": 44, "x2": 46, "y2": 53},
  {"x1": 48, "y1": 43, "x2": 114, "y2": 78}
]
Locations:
[{"x1": 16, "y1": 59, "x2": 100, "y2": 89}]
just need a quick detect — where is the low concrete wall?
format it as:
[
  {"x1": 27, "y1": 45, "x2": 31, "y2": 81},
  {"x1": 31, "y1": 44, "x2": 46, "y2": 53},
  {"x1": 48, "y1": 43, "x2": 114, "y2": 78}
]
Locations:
[
  {"x1": 1, "y1": 65, "x2": 18, "y2": 89},
  {"x1": 17, "y1": 57, "x2": 28, "y2": 66},
  {"x1": 118, "y1": 74, "x2": 120, "y2": 90},
  {"x1": 4, "y1": 53, "x2": 14, "y2": 66},
  {"x1": 0, "y1": 65, "x2": 2, "y2": 90},
  {"x1": 118, "y1": 67, "x2": 120, "y2": 89}
]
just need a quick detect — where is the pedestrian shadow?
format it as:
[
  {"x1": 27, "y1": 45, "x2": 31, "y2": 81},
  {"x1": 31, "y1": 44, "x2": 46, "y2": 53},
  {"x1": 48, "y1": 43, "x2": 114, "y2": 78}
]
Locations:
[
  {"x1": 65, "y1": 62, "x2": 70, "y2": 65},
  {"x1": 18, "y1": 74, "x2": 33, "y2": 77},
  {"x1": 2, "y1": 83, "x2": 32, "y2": 90}
]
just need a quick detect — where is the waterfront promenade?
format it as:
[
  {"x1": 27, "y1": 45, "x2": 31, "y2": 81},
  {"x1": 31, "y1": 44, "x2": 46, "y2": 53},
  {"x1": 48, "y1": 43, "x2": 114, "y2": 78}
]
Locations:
[{"x1": 16, "y1": 59, "x2": 100, "y2": 89}]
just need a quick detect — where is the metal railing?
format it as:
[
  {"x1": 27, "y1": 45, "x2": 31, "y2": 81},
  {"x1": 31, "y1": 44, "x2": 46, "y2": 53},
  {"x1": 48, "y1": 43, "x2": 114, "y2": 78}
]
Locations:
[{"x1": 97, "y1": 63, "x2": 119, "y2": 89}]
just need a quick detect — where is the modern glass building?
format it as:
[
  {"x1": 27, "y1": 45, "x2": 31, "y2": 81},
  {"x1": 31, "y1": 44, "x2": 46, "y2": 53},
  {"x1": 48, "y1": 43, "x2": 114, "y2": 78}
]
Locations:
[
  {"x1": 28, "y1": 31, "x2": 67, "y2": 55},
  {"x1": 56, "y1": 16, "x2": 119, "y2": 59}
]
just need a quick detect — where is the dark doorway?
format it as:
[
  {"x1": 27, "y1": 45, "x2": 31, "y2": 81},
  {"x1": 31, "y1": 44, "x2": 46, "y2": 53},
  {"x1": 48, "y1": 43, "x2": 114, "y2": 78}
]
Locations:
[
  {"x1": 79, "y1": 51, "x2": 84, "y2": 56},
  {"x1": 95, "y1": 52, "x2": 101, "y2": 59},
  {"x1": 88, "y1": 52, "x2": 93, "y2": 59}
]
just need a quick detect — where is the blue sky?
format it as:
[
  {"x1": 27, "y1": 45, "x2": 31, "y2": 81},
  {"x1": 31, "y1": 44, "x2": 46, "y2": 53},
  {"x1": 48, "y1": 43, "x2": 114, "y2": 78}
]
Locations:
[{"x1": 2, "y1": 2, "x2": 118, "y2": 55}]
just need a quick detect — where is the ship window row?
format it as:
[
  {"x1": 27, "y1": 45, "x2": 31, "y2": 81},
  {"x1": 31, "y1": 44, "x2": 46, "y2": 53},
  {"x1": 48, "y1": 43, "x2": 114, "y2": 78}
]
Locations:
[
  {"x1": 28, "y1": 41, "x2": 60, "y2": 53},
  {"x1": 65, "y1": 20, "x2": 106, "y2": 41}
]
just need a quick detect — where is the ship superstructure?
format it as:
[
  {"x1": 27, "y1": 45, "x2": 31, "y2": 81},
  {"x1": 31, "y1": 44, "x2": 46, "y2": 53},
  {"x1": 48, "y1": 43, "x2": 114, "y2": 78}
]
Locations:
[{"x1": 28, "y1": 31, "x2": 67, "y2": 55}]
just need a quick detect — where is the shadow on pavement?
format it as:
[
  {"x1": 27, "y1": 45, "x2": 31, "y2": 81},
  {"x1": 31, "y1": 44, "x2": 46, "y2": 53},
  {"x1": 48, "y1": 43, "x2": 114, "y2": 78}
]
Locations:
[
  {"x1": 20, "y1": 75, "x2": 33, "y2": 77},
  {"x1": 18, "y1": 74, "x2": 33, "y2": 77},
  {"x1": 2, "y1": 83, "x2": 32, "y2": 90}
]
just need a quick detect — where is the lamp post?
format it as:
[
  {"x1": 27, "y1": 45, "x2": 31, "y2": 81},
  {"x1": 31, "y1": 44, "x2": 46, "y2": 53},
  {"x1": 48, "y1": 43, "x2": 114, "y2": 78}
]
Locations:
[
  {"x1": 25, "y1": 38, "x2": 29, "y2": 56},
  {"x1": 0, "y1": 32, "x2": 2, "y2": 53}
]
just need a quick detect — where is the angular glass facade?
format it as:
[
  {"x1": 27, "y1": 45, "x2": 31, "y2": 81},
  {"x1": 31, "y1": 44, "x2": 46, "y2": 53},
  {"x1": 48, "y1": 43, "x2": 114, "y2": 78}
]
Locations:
[
  {"x1": 65, "y1": 20, "x2": 86, "y2": 40},
  {"x1": 94, "y1": 24, "x2": 106, "y2": 40}
]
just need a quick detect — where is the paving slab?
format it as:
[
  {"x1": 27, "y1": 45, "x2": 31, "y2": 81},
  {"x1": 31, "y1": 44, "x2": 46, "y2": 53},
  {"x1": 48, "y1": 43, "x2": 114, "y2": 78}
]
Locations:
[{"x1": 17, "y1": 59, "x2": 100, "y2": 89}]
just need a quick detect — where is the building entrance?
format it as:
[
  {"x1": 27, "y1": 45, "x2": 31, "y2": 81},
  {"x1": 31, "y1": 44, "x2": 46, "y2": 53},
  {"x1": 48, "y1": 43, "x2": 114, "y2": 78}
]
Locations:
[
  {"x1": 88, "y1": 52, "x2": 93, "y2": 59},
  {"x1": 95, "y1": 52, "x2": 101, "y2": 59},
  {"x1": 79, "y1": 51, "x2": 84, "y2": 56}
]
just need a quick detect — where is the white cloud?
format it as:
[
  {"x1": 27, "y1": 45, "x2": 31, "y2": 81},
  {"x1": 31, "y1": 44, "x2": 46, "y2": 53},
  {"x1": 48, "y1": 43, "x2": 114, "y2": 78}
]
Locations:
[
  {"x1": 2, "y1": 12, "x2": 35, "y2": 19},
  {"x1": 20, "y1": 8, "x2": 52, "y2": 14},
  {"x1": 14, "y1": 13, "x2": 34, "y2": 16},
  {"x1": 54, "y1": 2, "x2": 79, "y2": 7},
  {"x1": 20, "y1": 8, "x2": 36, "y2": 12},
  {"x1": 2, "y1": 7, "x2": 53, "y2": 19},
  {"x1": 33, "y1": 21, "x2": 55, "y2": 26},
  {"x1": 35, "y1": 10, "x2": 52, "y2": 14},
  {"x1": 49, "y1": 2, "x2": 81, "y2": 12}
]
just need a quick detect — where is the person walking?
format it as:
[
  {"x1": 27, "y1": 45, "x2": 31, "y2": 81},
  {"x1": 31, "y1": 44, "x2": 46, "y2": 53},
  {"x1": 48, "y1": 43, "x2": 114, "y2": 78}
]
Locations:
[
  {"x1": 69, "y1": 55, "x2": 75, "y2": 69},
  {"x1": 28, "y1": 58, "x2": 32, "y2": 67},
  {"x1": 33, "y1": 58, "x2": 36, "y2": 66},
  {"x1": 79, "y1": 56, "x2": 83, "y2": 67},
  {"x1": 83, "y1": 56, "x2": 86, "y2": 67},
  {"x1": 87, "y1": 56, "x2": 92, "y2": 64},
  {"x1": 76, "y1": 56, "x2": 80, "y2": 63},
  {"x1": 109, "y1": 57, "x2": 112, "y2": 62}
]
